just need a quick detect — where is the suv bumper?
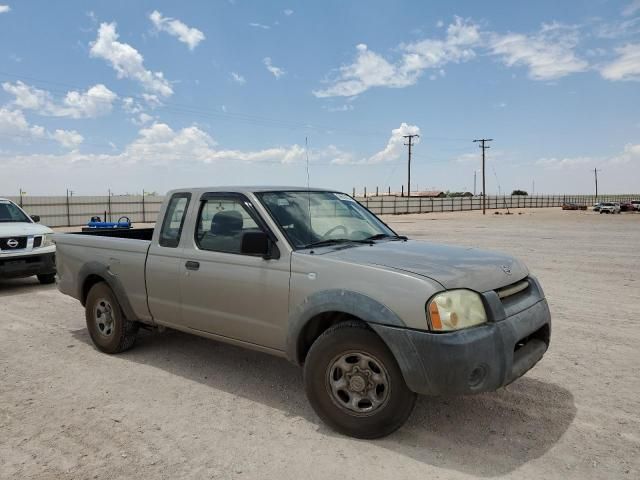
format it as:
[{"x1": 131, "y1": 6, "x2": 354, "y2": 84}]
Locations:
[
  {"x1": 0, "y1": 252, "x2": 56, "y2": 279},
  {"x1": 371, "y1": 285, "x2": 551, "y2": 396}
]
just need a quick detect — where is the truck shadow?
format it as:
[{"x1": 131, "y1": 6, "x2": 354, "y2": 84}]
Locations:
[
  {"x1": 0, "y1": 277, "x2": 55, "y2": 297},
  {"x1": 71, "y1": 327, "x2": 575, "y2": 477}
]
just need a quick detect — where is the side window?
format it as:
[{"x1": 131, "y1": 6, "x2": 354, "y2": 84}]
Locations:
[
  {"x1": 195, "y1": 197, "x2": 261, "y2": 255},
  {"x1": 159, "y1": 193, "x2": 191, "y2": 248}
]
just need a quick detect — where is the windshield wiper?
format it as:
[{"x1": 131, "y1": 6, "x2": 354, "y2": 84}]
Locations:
[
  {"x1": 363, "y1": 233, "x2": 408, "y2": 241},
  {"x1": 302, "y1": 238, "x2": 373, "y2": 249}
]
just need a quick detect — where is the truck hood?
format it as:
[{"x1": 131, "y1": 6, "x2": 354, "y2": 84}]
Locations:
[
  {"x1": 0, "y1": 222, "x2": 53, "y2": 236},
  {"x1": 329, "y1": 240, "x2": 528, "y2": 292}
]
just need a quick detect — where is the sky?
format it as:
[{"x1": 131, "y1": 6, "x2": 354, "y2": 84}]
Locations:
[{"x1": 0, "y1": 0, "x2": 639, "y2": 196}]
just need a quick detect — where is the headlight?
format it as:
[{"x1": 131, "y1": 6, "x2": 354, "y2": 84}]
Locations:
[
  {"x1": 427, "y1": 290, "x2": 487, "y2": 331},
  {"x1": 41, "y1": 234, "x2": 54, "y2": 247}
]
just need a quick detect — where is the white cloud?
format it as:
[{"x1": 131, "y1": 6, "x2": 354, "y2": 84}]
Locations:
[
  {"x1": 0, "y1": 108, "x2": 82, "y2": 149},
  {"x1": 536, "y1": 143, "x2": 640, "y2": 170},
  {"x1": 0, "y1": 5, "x2": 10, "y2": 14},
  {"x1": 149, "y1": 10, "x2": 205, "y2": 50},
  {"x1": 600, "y1": 44, "x2": 640, "y2": 81},
  {"x1": 329, "y1": 123, "x2": 420, "y2": 165},
  {"x1": 90, "y1": 22, "x2": 173, "y2": 97},
  {"x1": 230, "y1": 72, "x2": 246, "y2": 84},
  {"x1": 607, "y1": 143, "x2": 640, "y2": 165},
  {"x1": 489, "y1": 23, "x2": 588, "y2": 80},
  {"x1": 313, "y1": 17, "x2": 480, "y2": 97},
  {"x1": 368, "y1": 123, "x2": 420, "y2": 164},
  {"x1": 249, "y1": 22, "x2": 271, "y2": 30},
  {"x1": 623, "y1": 0, "x2": 640, "y2": 16},
  {"x1": 263, "y1": 57, "x2": 285, "y2": 78},
  {"x1": 283, "y1": 9, "x2": 294, "y2": 16},
  {"x1": 2, "y1": 81, "x2": 117, "y2": 118},
  {"x1": 536, "y1": 156, "x2": 592, "y2": 169},
  {"x1": 0, "y1": 108, "x2": 45, "y2": 140},
  {"x1": 323, "y1": 104, "x2": 354, "y2": 112},
  {"x1": 51, "y1": 129, "x2": 84, "y2": 149}
]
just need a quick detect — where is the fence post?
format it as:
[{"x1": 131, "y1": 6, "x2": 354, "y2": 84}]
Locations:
[
  {"x1": 142, "y1": 189, "x2": 146, "y2": 223},
  {"x1": 19, "y1": 189, "x2": 23, "y2": 207},
  {"x1": 108, "y1": 190, "x2": 112, "y2": 222},
  {"x1": 66, "y1": 189, "x2": 71, "y2": 227},
  {"x1": 353, "y1": 187, "x2": 356, "y2": 197},
  {"x1": 376, "y1": 186, "x2": 379, "y2": 196},
  {"x1": 401, "y1": 185, "x2": 404, "y2": 197},
  {"x1": 364, "y1": 186, "x2": 367, "y2": 198}
]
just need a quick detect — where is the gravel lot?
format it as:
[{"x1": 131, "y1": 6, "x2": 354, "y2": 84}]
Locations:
[{"x1": 1, "y1": 208, "x2": 639, "y2": 479}]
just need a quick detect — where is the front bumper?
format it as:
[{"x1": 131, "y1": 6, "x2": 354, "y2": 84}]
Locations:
[
  {"x1": 0, "y1": 252, "x2": 56, "y2": 279},
  {"x1": 371, "y1": 278, "x2": 551, "y2": 396}
]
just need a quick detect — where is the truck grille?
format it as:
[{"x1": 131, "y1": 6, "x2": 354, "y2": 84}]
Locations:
[{"x1": 0, "y1": 236, "x2": 28, "y2": 250}]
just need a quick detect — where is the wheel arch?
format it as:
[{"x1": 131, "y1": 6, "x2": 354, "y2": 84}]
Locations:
[
  {"x1": 286, "y1": 289, "x2": 406, "y2": 365},
  {"x1": 77, "y1": 262, "x2": 138, "y2": 321}
]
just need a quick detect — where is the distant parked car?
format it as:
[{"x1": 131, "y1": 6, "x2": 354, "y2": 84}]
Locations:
[
  {"x1": 629, "y1": 200, "x2": 640, "y2": 211},
  {"x1": 593, "y1": 203, "x2": 602, "y2": 212},
  {"x1": 620, "y1": 202, "x2": 636, "y2": 212},
  {"x1": 599, "y1": 202, "x2": 621, "y2": 214},
  {"x1": 562, "y1": 202, "x2": 587, "y2": 210}
]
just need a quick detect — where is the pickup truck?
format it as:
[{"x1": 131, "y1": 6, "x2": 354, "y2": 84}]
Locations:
[
  {"x1": 55, "y1": 186, "x2": 551, "y2": 438},
  {"x1": 0, "y1": 198, "x2": 56, "y2": 283}
]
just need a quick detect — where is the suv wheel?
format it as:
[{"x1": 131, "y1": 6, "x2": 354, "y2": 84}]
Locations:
[
  {"x1": 304, "y1": 321, "x2": 416, "y2": 439},
  {"x1": 85, "y1": 282, "x2": 139, "y2": 354}
]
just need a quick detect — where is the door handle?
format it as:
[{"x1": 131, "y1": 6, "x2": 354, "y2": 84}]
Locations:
[{"x1": 185, "y1": 261, "x2": 200, "y2": 271}]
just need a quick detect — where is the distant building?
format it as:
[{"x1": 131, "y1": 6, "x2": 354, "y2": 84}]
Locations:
[{"x1": 414, "y1": 190, "x2": 446, "y2": 198}]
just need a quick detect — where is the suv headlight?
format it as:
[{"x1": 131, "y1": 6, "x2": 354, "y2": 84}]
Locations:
[
  {"x1": 41, "y1": 234, "x2": 54, "y2": 247},
  {"x1": 427, "y1": 290, "x2": 487, "y2": 331}
]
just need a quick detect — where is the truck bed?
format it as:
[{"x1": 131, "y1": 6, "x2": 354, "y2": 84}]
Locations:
[{"x1": 72, "y1": 227, "x2": 154, "y2": 240}]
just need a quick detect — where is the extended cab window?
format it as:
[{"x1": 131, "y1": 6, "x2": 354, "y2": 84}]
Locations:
[
  {"x1": 195, "y1": 196, "x2": 261, "y2": 254},
  {"x1": 159, "y1": 193, "x2": 191, "y2": 248}
]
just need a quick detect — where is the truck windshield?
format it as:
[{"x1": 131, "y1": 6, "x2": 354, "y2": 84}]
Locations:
[
  {"x1": 257, "y1": 191, "x2": 398, "y2": 249},
  {"x1": 0, "y1": 201, "x2": 31, "y2": 223}
]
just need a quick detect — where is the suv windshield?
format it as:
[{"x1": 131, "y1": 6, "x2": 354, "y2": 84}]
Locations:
[
  {"x1": 257, "y1": 191, "x2": 397, "y2": 249},
  {"x1": 0, "y1": 201, "x2": 31, "y2": 223}
]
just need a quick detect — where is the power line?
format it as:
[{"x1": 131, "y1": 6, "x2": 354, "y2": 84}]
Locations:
[
  {"x1": 473, "y1": 138, "x2": 493, "y2": 214},
  {"x1": 403, "y1": 134, "x2": 419, "y2": 197}
]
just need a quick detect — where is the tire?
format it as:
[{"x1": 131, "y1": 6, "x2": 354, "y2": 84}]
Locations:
[
  {"x1": 85, "y1": 282, "x2": 138, "y2": 354},
  {"x1": 37, "y1": 273, "x2": 56, "y2": 284},
  {"x1": 304, "y1": 321, "x2": 416, "y2": 439}
]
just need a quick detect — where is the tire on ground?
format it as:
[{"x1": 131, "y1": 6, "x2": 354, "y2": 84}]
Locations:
[
  {"x1": 85, "y1": 282, "x2": 139, "y2": 354},
  {"x1": 304, "y1": 320, "x2": 416, "y2": 439},
  {"x1": 37, "y1": 273, "x2": 56, "y2": 284}
]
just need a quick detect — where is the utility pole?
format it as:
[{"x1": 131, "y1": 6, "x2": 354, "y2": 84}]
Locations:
[
  {"x1": 473, "y1": 138, "x2": 493, "y2": 215},
  {"x1": 473, "y1": 171, "x2": 477, "y2": 196},
  {"x1": 593, "y1": 168, "x2": 600, "y2": 200},
  {"x1": 403, "y1": 134, "x2": 419, "y2": 197}
]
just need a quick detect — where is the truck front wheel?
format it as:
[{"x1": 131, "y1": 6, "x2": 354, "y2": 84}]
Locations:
[
  {"x1": 304, "y1": 321, "x2": 416, "y2": 439},
  {"x1": 85, "y1": 282, "x2": 138, "y2": 354}
]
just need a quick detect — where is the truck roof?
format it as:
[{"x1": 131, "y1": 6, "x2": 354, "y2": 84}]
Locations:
[{"x1": 166, "y1": 186, "x2": 340, "y2": 196}]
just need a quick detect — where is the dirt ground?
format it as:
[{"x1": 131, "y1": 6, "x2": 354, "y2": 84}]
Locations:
[{"x1": 1, "y1": 208, "x2": 639, "y2": 479}]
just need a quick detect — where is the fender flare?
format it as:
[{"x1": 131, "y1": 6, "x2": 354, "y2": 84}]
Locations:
[
  {"x1": 77, "y1": 261, "x2": 139, "y2": 322},
  {"x1": 286, "y1": 289, "x2": 406, "y2": 364}
]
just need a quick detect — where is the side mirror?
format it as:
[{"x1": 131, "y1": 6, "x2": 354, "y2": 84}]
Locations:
[
  {"x1": 241, "y1": 231, "x2": 279, "y2": 259},
  {"x1": 31, "y1": 215, "x2": 40, "y2": 223}
]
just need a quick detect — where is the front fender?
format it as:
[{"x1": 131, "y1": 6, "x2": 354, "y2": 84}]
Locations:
[{"x1": 286, "y1": 289, "x2": 406, "y2": 364}]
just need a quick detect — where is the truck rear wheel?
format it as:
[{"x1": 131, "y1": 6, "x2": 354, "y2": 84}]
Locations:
[
  {"x1": 85, "y1": 282, "x2": 138, "y2": 354},
  {"x1": 304, "y1": 321, "x2": 416, "y2": 439}
]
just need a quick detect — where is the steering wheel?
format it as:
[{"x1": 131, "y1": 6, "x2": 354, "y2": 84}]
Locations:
[
  {"x1": 322, "y1": 225, "x2": 348, "y2": 239},
  {"x1": 117, "y1": 216, "x2": 131, "y2": 225}
]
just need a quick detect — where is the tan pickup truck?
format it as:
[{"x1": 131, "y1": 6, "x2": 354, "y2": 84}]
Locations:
[{"x1": 54, "y1": 186, "x2": 551, "y2": 438}]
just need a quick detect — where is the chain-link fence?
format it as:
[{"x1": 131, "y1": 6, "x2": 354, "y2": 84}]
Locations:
[
  {"x1": 354, "y1": 194, "x2": 639, "y2": 215},
  {"x1": 4, "y1": 193, "x2": 639, "y2": 227}
]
